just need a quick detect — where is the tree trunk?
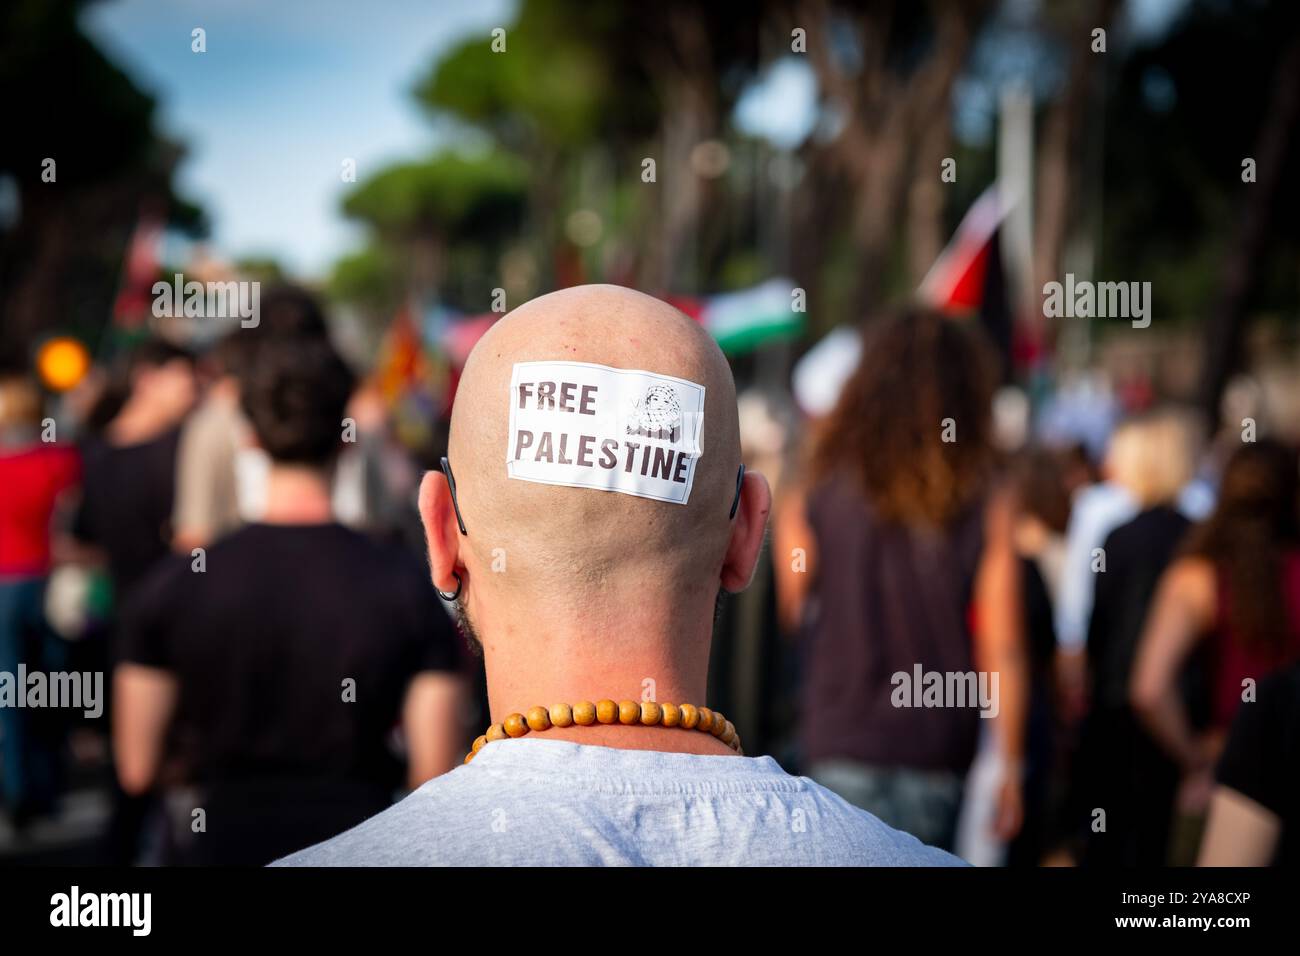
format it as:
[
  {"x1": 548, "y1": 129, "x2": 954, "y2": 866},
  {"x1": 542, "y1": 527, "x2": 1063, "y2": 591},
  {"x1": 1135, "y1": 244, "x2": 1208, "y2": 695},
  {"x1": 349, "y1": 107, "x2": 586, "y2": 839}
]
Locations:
[
  {"x1": 1197, "y1": 31, "x2": 1300, "y2": 426},
  {"x1": 1032, "y1": 0, "x2": 1119, "y2": 350}
]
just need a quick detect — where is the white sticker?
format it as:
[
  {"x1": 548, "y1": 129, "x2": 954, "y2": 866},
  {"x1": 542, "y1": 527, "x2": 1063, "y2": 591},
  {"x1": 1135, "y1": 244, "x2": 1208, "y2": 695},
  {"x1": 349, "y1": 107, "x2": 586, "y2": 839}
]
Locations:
[{"x1": 506, "y1": 361, "x2": 706, "y2": 504}]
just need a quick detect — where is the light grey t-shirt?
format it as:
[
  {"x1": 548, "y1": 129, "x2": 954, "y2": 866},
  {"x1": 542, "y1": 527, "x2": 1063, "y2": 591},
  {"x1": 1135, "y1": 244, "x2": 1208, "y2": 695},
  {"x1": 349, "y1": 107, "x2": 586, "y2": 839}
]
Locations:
[{"x1": 273, "y1": 738, "x2": 964, "y2": 866}]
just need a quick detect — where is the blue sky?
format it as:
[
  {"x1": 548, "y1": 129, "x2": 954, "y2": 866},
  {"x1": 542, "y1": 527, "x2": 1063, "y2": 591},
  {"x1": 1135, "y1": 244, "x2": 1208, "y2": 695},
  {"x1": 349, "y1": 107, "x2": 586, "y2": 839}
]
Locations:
[
  {"x1": 77, "y1": 0, "x2": 838, "y2": 282},
  {"x1": 81, "y1": 0, "x2": 1186, "y2": 281},
  {"x1": 83, "y1": 0, "x2": 515, "y2": 279}
]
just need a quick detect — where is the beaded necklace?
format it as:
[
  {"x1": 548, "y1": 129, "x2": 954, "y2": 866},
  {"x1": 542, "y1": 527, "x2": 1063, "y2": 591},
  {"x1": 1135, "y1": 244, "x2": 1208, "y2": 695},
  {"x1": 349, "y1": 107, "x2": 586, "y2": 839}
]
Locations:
[{"x1": 465, "y1": 699, "x2": 742, "y2": 763}]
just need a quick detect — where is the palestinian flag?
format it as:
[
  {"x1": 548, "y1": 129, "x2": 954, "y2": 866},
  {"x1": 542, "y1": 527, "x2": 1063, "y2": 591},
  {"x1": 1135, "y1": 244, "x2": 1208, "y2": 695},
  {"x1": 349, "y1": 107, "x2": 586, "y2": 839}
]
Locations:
[
  {"x1": 700, "y1": 278, "x2": 803, "y2": 355},
  {"x1": 918, "y1": 186, "x2": 1006, "y2": 314},
  {"x1": 918, "y1": 185, "x2": 1015, "y2": 380}
]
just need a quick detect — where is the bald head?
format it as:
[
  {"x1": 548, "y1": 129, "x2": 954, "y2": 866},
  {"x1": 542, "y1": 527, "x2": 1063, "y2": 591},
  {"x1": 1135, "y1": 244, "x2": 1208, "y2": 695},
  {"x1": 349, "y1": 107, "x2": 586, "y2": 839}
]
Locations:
[
  {"x1": 443, "y1": 286, "x2": 743, "y2": 608},
  {"x1": 419, "y1": 284, "x2": 770, "y2": 721}
]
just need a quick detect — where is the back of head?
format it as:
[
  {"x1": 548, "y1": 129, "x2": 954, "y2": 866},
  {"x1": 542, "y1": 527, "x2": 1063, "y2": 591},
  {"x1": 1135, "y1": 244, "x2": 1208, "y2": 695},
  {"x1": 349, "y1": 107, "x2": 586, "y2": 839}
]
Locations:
[
  {"x1": 211, "y1": 327, "x2": 257, "y2": 381},
  {"x1": 257, "y1": 285, "x2": 329, "y2": 339},
  {"x1": 1203, "y1": 439, "x2": 1299, "y2": 541},
  {"x1": 128, "y1": 338, "x2": 193, "y2": 375},
  {"x1": 447, "y1": 285, "x2": 742, "y2": 614},
  {"x1": 87, "y1": 338, "x2": 195, "y2": 432},
  {"x1": 1107, "y1": 407, "x2": 1199, "y2": 508},
  {"x1": 810, "y1": 305, "x2": 1000, "y2": 527},
  {"x1": 1008, "y1": 447, "x2": 1072, "y2": 535},
  {"x1": 241, "y1": 337, "x2": 356, "y2": 467},
  {"x1": 1189, "y1": 439, "x2": 1300, "y2": 653},
  {"x1": 220, "y1": 285, "x2": 330, "y2": 397}
]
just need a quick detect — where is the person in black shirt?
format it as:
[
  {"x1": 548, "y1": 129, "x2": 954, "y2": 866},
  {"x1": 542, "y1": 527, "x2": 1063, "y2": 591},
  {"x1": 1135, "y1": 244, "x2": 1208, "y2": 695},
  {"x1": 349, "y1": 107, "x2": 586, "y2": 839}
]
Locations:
[
  {"x1": 1072, "y1": 410, "x2": 1200, "y2": 867},
  {"x1": 1200, "y1": 663, "x2": 1300, "y2": 865},
  {"x1": 113, "y1": 334, "x2": 466, "y2": 865},
  {"x1": 74, "y1": 339, "x2": 197, "y2": 603},
  {"x1": 70, "y1": 340, "x2": 196, "y2": 863},
  {"x1": 1074, "y1": 505, "x2": 1194, "y2": 866}
]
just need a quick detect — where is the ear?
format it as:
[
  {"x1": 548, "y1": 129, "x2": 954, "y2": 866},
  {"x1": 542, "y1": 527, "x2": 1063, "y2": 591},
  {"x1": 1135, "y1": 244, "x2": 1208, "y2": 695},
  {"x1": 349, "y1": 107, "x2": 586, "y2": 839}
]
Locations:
[
  {"x1": 719, "y1": 469, "x2": 772, "y2": 592},
  {"x1": 418, "y1": 469, "x2": 465, "y2": 595}
]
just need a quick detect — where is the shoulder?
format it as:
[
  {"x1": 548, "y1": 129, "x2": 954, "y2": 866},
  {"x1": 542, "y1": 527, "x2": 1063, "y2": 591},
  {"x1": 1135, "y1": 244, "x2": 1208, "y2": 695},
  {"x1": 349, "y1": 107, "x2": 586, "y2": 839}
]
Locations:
[
  {"x1": 0, "y1": 443, "x2": 76, "y2": 473},
  {"x1": 33, "y1": 442, "x2": 79, "y2": 465},
  {"x1": 149, "y1": 526, "x2": 272, "y2": 589},
  {"x1": 1162, "y1": 554, "x2": 1217, "y2": 597},
  {"x1": 798, "y1": 777, "x2": 969, "y2": 866},
  {"x1": 1152, "y1": 555, "x2": 1218, "y2": 626},
  {"x1": 203, "y1": 524, "x2": 271, "y2": 558},
  {"x1": 275, "y1": 527, "x2": 437, "y2": 615},
  {"x1": 1070, "y1": 483, "x2": 1133, "y2": 531},
  {"x1": 271, "y1": 770, "x2": 476, "y2": 867},
  {"x1": 179, "y1": 402, "x2": 234, "y2": 447},
  {"x1": 323, "y1": 525, "x2": 411, "y2": 563},
  {"x1": 50, "y1": 443, "x2": 81, "y2": 479},
  {"x1": 341, "y1": 531, "x2": 430, "y2": 591},
  {"x1": 805, "y1": 470, "x2": 874, "y2": 529},
  {"x1": 272, "y1": 766, "x2": 968, "y2": 868},
  {"x1": 118, "y1": 550, "x2": 196, "y2": 628},
  {"x1": 1097, "y1": 520, "x2": 1137, "y2": 561},
  {"x1": 1101, "y1": 507, "x2": 1179, "y2": 556}
]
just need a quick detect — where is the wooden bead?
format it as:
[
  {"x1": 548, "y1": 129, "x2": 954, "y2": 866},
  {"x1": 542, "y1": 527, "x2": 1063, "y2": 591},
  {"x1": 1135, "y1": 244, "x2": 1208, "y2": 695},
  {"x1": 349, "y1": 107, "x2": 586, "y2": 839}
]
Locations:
[
  {"x1": 549, "y1": 703, "x2": 574, "y2": 727},
  {"x1": 696, "y1": 707, "x2": 714, "y2": 733},
  {"x1": 503, "y1": 713, "x2": 529, "y2": 737},
  {"x1": 573, "y1": 701, "x2": 597, "y2": 725},
  {"x1": 711, "y1": 711, "x2": 727, "y2": 737},
  {"x1": 596, "y1": 699, "x2": 619, "y2": 724},
  {"x1": 618, "y1": 700, "x2": 640, "y2": 724},
  {"x1": 720, "y1": 720, "x2": 736, "y2": 745},
  {"x1": 679, "y1": 703, "x2": 700, "y2": 729},
  {"x1": 640, "y1": 701, "x2": 662, "y2": 725},
  {"x1": 660, "y1": 702, "x2": 681, "y2": 727},
  {"x1": 471, "y1": 734, "x2": 488, "y2": 753},
  {"x1": 486, "y1": 722, "x2": 506, "y2": 742},
  {"x1": 526, "y1": 706, "x2": 551, "y2": 732}
]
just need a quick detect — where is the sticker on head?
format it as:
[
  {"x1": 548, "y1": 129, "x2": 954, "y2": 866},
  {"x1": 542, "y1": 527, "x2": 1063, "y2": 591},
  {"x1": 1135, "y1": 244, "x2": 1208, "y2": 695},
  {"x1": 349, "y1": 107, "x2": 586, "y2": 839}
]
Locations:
[{"x1": 506, "y1": 361, "x2": 706, "y2": 504}]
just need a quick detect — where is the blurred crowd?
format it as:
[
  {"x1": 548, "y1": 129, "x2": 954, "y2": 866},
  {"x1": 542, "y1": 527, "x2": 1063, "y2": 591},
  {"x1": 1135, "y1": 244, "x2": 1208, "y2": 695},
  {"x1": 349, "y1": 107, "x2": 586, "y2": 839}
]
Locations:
[
  {"x1": 0, "y1": 290, "x2": 1297, "y2": 866},
  {"x1": 763, "y1": 307, "x2": 1298, "y2": 867}
]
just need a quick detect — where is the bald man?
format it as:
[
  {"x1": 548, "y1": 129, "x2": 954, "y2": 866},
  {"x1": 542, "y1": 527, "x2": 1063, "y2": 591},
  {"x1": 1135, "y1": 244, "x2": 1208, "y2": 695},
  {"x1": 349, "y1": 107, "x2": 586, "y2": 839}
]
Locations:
[{"x1": 276, "y1": 285, "x2": 961, "y2": 866}]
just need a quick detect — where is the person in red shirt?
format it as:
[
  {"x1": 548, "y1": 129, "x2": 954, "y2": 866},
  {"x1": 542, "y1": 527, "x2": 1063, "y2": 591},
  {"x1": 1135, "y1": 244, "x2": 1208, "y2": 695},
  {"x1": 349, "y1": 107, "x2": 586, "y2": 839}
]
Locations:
[{"x1": 0, "y1": 374, "x2": 82, "y2": 826}]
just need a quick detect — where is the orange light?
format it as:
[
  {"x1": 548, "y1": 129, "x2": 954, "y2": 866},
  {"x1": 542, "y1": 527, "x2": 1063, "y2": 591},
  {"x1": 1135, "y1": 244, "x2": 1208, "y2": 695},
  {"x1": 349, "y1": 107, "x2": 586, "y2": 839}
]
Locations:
[{"x1": 37, "y1": 337, "x2": 91, "y2": 392}]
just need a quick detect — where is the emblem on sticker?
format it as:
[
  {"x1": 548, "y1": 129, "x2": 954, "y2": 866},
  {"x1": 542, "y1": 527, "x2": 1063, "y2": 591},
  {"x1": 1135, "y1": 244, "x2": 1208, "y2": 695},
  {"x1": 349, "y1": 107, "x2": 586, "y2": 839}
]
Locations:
[
  {"x1": 506, "y1": 361, "x2": 706, "y2": 504},
  {"x1": 628, "y1": 383, "x2": 683, "y2": 442}
]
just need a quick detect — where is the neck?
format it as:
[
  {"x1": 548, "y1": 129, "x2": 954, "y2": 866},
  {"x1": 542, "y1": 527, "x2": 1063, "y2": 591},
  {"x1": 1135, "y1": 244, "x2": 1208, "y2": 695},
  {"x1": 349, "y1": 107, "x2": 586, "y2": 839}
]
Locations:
[
  {"x1": 261, "y1": 463, "x2": 334, "y2": 524},
  {"x1": 478, "y1": 595, "x2": 737, "y2": 757}
]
